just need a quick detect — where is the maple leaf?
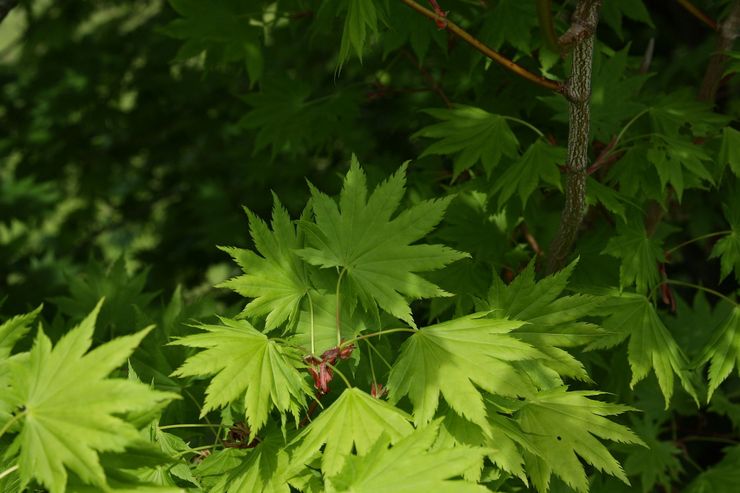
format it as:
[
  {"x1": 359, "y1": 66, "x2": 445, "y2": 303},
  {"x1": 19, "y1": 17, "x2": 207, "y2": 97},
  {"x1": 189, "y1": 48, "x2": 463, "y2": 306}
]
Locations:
[
  {"x1": 240, "y1": 78, "x2": 360, "y2": 157},
  {"x1": 646, "y1": 136, "x2": 713, "y2": 201},
  {"x1": 516, "y1": 387, "x2": 645, "y2": 493},
  {"x1": 437, "y1": 405, "x2": 535, "y2": 483},
  {"x1": 162, "y1": 0, "x2": 263, "y2": 82},
  {"x1": 685, "y1": 445, "x2": 740, "y2": 493},
  {"x1": 491, "y1": 139, "x2": 566, "y2": 209},
  {"x1": 413, "y1": 105, "x2": 520, "y2": 178},
  {"x1": 720, "y1": 126, "x2": 740, "y2": 177},
  {"x1": 296, "y1": 158, "x2": 468, "y2": 327},
  {"x1": 481, "y1": 0, "x2": 538, "y2": 52},
  {"x1": 710, "y1": 195, "x2": 740, "y2": 282},
  {"x1": 0, "y1": 306, "x2": 40, "y2": 359},
  {"x1": 698, "y1": 307, "x2": 740, "y2": 402},
  {"x1": 326, "y1": 419, "x2": 488, "y2": 493},
  {"x1": 591, "y1": 292, "x2": 700, "y2": 407},
  {"x1": 485, "y1": 260, "x2": 609, "y2": 382},
  {"x1": 387, "y1": 313, "x2": 541, "y2": 430},
  {"x1": 624, "y1": 419, "x2": 683, "y2": 493},
  {"x1": 170, "y1": 317, "x2": 312, "y2": 434},
  {"x1": 603, "y1": 219, "x2": 665, "y2": 295},
  {"x1": 336, "y1": 0, "x2": 382, "y2": 66},
  {"x1": 218, "y1": 196, "x2": 310, "y2": 331},
  {"x1": 601, "y1": 0, "x2": 654, "y2": 39},
  {"x1": 1, "y1": 300, "x2": 178, "y2": 493},
  {"x1": 289, "y1": 387, "x2": 413, "y2": 476}
]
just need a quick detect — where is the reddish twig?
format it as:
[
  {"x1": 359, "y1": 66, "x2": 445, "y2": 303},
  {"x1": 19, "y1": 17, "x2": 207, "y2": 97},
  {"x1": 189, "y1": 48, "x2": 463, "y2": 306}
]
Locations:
[
  {"x1": 676, "y1": 0, "x2": 719, "y2": 31},
  {"x1": 399, "y1": 0, "x2": 564, "y2": 93}
]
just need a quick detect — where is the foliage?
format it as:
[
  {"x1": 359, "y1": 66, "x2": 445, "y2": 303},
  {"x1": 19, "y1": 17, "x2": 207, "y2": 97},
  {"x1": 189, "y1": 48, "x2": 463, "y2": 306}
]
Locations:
[{"x1": 1, "y1": 0, "x2": 739, "y2": 492}]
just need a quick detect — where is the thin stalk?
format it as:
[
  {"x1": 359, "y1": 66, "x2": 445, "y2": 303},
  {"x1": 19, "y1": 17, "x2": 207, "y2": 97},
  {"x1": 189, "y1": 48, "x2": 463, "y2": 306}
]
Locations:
[
  {"x1": 659, "y1": 279, "x2": 737, "y2": 307},
  {"x1": 174, "y1": 444, "x2": 216, "y2": 458},
  {"x1": 536, "y1": 0, "x2": 561, "y2": 52},
  {"x1": 341, "y1": 328, "x2": 418, "y2": 348},
  {"x1": 365, "y1": 340, "x2": 378, "y2": 384},
  {"x1": 183, "y1": 390, "x2": 224, "y2": 446},
  {"x1": 307, "y1": 291, "x2": 316, "y2": 355},
  {"x1": 501, "y1": 116, "x2": 545, "y2": 138},
  {"x1": 158, "y1": 424, "x2": 222, "y2": 431},
  {"x1": 364, "y1": 338, "x2": 393, "y2": 371},
  {"x1": 699, "y1": 0, "x2": 740, "y2": 102},
  {"x1": 665, "y1": 231, "x2": 731, "y2": 255},
  {"x1": 0, "y1": 465, "x2": 18, "y2": 481},
  {"x1": 0, "y1": 411, "x2": 25, "y2": 440},
  {"x1": 326, "y1": 362, "x2": 352, "y2": 388},
  {"x1": 399, "y1": 0, "x2": 564, "y2": 93},
  {"x1": 677, "y1": 0, "x2": 719, "y2": 31},
  {"x1": 335, "y1": 268, "x2": 347, "y2": 346},
  {"x1": 613, "y1": 108, "x2": 651, "y2": 149}
]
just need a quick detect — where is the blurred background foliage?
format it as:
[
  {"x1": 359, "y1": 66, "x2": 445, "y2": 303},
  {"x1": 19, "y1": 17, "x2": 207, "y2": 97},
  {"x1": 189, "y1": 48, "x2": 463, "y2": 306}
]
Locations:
[{"x1": 1, "y1": 0, "x2": 735, "y2": 315}]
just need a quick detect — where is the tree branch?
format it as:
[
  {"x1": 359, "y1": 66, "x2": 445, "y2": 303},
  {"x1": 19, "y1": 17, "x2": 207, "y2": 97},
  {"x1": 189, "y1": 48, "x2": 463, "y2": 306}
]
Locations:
[
  {"x1": 698, "y1": 0, "x2": 740, "y2": 103},
  {"x1": 546, "y1": 0, "x2": 601, "y2": 274},
  {"x1": 399, "y1": 0, "x2": 564, "y2": 93},
  {"x1": 676, "y1": 0, "x2": 719, "y2": 31},
  {"x1": 536, "y1": 0, "x2": 561, "y2": 53}
]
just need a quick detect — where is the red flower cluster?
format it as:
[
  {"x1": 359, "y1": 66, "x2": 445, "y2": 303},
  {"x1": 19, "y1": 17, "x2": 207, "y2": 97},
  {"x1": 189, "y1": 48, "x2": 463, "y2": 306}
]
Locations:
[{"x1": 305, "y1": 343, "x2": 355, "y2": 395}]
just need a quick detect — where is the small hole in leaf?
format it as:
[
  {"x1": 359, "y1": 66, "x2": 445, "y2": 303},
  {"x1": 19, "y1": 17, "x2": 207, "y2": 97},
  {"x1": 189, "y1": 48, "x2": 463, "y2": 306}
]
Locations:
[{"x1": 556, "y1": 436, "x2": 562, "y2": 441}]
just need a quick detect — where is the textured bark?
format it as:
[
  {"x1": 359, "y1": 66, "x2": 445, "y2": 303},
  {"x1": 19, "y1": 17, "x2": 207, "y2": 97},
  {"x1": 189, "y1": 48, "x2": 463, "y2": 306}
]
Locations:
[
  {"x1": 698, "y1": 1, "x2": 740, "y2": 103},
  {"x1": 546, "y1": 0, "x2": 601, "y2": 274}
]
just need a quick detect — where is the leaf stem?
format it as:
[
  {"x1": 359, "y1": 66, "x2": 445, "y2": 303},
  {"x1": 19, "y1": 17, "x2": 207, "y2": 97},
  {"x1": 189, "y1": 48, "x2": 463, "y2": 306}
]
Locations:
[
  {"x1": 658, "y1": 279, "x2": 737, "y2": 306},
  {"x1": 399, "y1": 0, "x2": 564, "y2": 93},
  {"x1": 501, "y1": 116, "x2": 545, "y2": 138},
  {"x1": 676, "y1": 0, "x2": 719, "y2": 31},
  {"x1": 326, "y1": 362, "x2": 352, "y2": 389},
  {"x1": 0, "y1": 465, "x2": 18, "y2": 481},
  {"x1": 174, "y1": 444, "x2": 216, "y2": 458},
  {"x1": 365, "y1": 340, "x2": 377, "y2": 384},
  {"x1": 335, "y1": 268, "x2": 347, "y2": 346},
  {"x1": 341, "y1": 328, "x2": 418, "y2": 348},
  {"x1": 307, "y1": 291, "x2": 316, "y2": 355},
  {"x1": 364, "y1": 338, "x2": 393, "y2": 371},
  {"x1": 665, "y1": 231, "x2": 731, "y2": 255},
  {"x1": 158, "y1": 424, "x2": 222, "y2": 430},
  {"x1": 0, "y1": 411, "x2": 25, "y2": 440},
  {"x1": 613, "y1": 108, "x2": 651, "y2": 150}
]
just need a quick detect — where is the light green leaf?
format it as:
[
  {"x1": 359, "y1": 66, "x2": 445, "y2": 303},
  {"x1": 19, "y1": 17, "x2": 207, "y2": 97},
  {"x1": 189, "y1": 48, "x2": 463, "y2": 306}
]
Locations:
[
  {"x1": 516, "y1": 387, "x2": 644, "y2": 493},
  {"x1": 492, "y1": 139, "x2": 566, "y2": 209},
  {"x1": 338, "y1": 0, "x2": 381, "y2": 66},
  {"x1": 326, "y1": 420, "x2": 488, "y2": 493},
  {"x1": 296, "y1": 158, "x2": 468, "y2": 327},
  {"x1": 170, "y1": 318, "x2": 312, "y2": 433},
  {"x1": 414, "y1": 105, "x2": 520, "y2": 178},
  {"x1": 3, "y1": 300, "x2": 178, "y2": 493},
  {"x1": 0, "y1": 306, "x2": 41, "y2": 359},
  {"x1": 218, "y1": 196, "x2": 310, "y2": 331},
  {"x1": 603, "y1": 220, "x2": 664, "y2": 295},
  {"x1": 290, "y1": 387, "x2": 413, "y2": 477},
  {"x1": 387, "y1": 313, "x2": 540, "y2": 429},
  {"x1": 594, "y1": 293, "x2": 700, "y2": 407},
  {"x1": 486, "y1": 260, "x2": 609, "y2": 381},
  {"x1": 698, "y1": 307, "x2": 740, "y2": 402}
]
